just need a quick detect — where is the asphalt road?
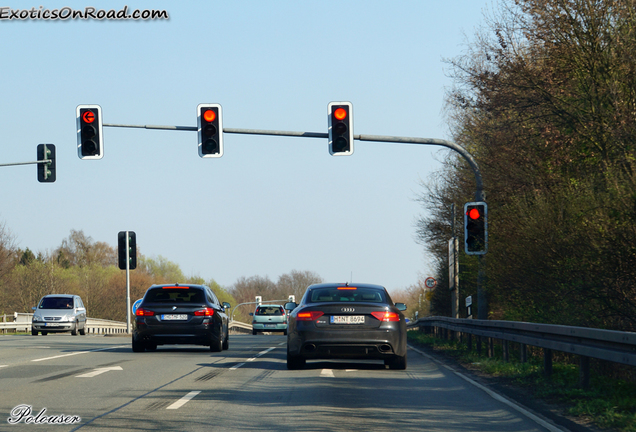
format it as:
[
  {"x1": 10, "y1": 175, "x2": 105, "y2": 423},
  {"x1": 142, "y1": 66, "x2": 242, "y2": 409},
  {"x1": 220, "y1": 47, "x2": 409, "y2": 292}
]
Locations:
[{"x1": 0, "y1": 334, "x2": 567, "y2": 431}]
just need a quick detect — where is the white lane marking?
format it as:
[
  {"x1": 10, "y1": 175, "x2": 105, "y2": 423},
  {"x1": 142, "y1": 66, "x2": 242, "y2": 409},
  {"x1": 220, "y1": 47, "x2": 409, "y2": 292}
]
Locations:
[
  {"x1": 76, "y1": 366, "x2": 123, "y2": 378},
  {"x1": 0, "y1": 365, "x2": 8, "y2": 368},
  {"x1": 230, "y1": 346, "x2": 276, "y2": 370},
  {"x1": 408, "y1": 345, "x2": 567, "y2": 432},
  {"x1": 230, "y1": 362, "x2": 246, "y2": 370},
  {"x1": 32, "y1": 345, "x2": 127, "y2": 362},
  {"x1": 166, "y1": 391, "x2": 201, "y2": 410},
  {"x1": 320, "y1": 369, "x2": 335, "y2": 378}
]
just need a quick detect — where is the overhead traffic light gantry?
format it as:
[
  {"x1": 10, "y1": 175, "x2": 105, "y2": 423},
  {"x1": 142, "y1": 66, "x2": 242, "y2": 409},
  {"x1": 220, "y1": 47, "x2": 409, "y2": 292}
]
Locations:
[
  {"x1": 464, "y1": 202, "x2": 488, "y2": 255},
  {"x1": 328, "y1": 102, "x2": 353, "y2": 156},
  {"x1": 197, "y1": 104, "x2": 223, "y2": 158},
  {"x1": 76, "y1": 105, "x2": 103, "y2": 160}
]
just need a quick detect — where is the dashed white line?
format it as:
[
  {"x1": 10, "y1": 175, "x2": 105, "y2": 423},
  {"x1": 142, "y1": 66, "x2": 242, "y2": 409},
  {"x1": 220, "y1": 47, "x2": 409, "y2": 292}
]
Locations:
[
  {"x1": 320, "y1": 369, "x2": 335, "y2": 378},
  {"x1": 32, "y1": 345, "x2": 128, "y2": 362},
  {"x1": 166, "y1": 391, "x2": 201, "y2": 410},
  {"x1": 230, "y1": 346, "x2": 277, "y2": 370}
]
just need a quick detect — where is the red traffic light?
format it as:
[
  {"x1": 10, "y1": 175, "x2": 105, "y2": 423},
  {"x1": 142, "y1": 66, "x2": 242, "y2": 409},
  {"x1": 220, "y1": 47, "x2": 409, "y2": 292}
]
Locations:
[
  {"x1": 334, "y1": 107, "x2": 347, "y2": 120},
  {"x1": 203, "y1": 109, "x2": 216, "y2": 123},
  {"x1": 467, "y1": 208, "x2": 481, "y2": 220},
  {"x1": 82, "y1": 111, "x2": 95, "y2": 124}
]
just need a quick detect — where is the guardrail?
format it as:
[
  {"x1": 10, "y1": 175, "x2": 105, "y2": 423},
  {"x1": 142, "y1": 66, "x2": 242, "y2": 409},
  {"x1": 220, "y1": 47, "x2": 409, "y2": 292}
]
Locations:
[
  {"x1": 409, "y1": 316, "x2": 636, "y2": 388},
  {"x1": 1, "y1": 313, "x2": 127, "y2": 335},
  {"x1": 229, "y1": 321, "x2": 252, "y2": 334},
  {"x1": 2, "y1": 313, "x2": 256, "y2": 336}
]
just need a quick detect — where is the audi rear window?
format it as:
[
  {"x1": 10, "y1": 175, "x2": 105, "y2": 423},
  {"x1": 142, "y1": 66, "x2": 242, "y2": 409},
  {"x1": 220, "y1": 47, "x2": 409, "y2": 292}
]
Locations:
[
  {"x1": 309, "y1": 288, "x2": 386, "y2": 303},
  {"x1": 145, "y1": 288, "x2": 205, "y2": 303}
]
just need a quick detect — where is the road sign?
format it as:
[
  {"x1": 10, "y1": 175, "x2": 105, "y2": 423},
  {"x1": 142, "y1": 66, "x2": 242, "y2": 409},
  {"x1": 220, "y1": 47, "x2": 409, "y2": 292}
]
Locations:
[
  {"x1": 132, "y1": 299, "x2": 143, "y2": 315},
  {"x1": 425, "y1": 277, "x2": 436, "y2": 289}
]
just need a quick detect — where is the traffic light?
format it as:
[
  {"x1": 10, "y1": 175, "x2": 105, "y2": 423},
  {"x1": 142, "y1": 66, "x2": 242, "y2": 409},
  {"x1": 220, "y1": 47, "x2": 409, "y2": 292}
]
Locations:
[
  {"x1": 76, "y1": 104, "x2": 103, "y2": 160},
  {"x1": 37, "y1": 144, "x2": 56, "y2": 183},
  {"x1": 328, "y1": 101, "x2": 353, "y2": 155},
  {"x1": 118, "y1": 231, "x2": 137, "y2": 270},
  {"x1": 464, "y1": 202, "x2": 488, "y2": 255},
  {"x1": 197, "y1": 103, "x2": 223, "y2": 158}
]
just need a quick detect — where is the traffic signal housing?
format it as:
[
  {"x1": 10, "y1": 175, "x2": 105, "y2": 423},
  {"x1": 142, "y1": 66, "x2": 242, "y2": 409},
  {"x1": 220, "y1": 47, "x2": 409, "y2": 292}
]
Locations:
[
  {"x1": 197, "y1": 103, "x2": 223, "y2": 158},
  {"x1": 76, "y1": 104, "x2": 103, "y2": 160},
  {"x1": 118, "y1": 231, "x2": 137, "y2": 270},
  {"x1": 328, "y1": 102, "x2": 353, "y2": 156},
  {"x1": 464, "y1": 202, "x2": 488, "y2": 255},
  {"x1": 37, "y1": 144, "x2": 56, "y2": 183}
]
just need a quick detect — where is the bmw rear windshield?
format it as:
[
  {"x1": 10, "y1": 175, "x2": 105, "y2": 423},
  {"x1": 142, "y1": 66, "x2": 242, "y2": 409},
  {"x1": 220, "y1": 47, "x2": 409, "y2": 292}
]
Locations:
[
  {"x1": 308, "y1": 287, "x2": 387, "y2": 303},
  {"x1": 145, "y1": 287, "x2": 205, "y2": 303}
]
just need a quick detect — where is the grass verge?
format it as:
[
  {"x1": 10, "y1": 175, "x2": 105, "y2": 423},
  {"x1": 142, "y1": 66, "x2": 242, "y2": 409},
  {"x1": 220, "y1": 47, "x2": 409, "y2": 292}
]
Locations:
[{"x1": 408, "y1": 331, "x2": 636, "y2": 432}]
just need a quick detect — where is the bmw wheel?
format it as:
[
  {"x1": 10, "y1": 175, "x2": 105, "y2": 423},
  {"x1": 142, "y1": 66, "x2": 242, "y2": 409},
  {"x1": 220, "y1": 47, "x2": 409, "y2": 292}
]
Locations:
[{"x1": 132, "y1": 336, "x2": 145, "y2": 352}]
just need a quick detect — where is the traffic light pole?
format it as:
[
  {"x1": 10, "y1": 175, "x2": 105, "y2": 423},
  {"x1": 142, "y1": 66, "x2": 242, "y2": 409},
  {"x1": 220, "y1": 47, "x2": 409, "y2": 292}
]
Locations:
[
  {"x1": 103, "y1": 123, "x2": 488, "y2": 319},
  {"x1": 125, "y1": 231, "x2": 131, "y2": 334}
]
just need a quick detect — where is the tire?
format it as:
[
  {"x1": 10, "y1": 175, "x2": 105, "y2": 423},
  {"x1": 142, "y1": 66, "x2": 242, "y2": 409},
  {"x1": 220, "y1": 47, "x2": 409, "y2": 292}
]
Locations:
[
  {"x1": 71, "y1": 322, "x2": 78, "y2": 336},
  {"x1": 210, "y1": 334, "x2": 223, "y2": 352},
  {"x1": 222, "y1": 332, "x2": 229, "y2": 350},
  {"x1": 287, "y1": 348, "x2": 306, "y2": 370},
  {"x1": 41, "y1": 332, "x2": 47, "y2": 336},
  {"x1": 31, "y1": 329, "x2": 38, "y2": 336},
  {"x1": 132, "y1": 336, "x2": 145, "y2": 352},
  {"x1": 252, "y1": 329, "x2": 257, "y2": 335},
  {"x1": 283, "y1": 329, "x2": 288, "y2": 336},
  {"x1": 386, "y1": 353, "x2": 407, "y2": 370},
  {"x1": 79, "y1": 324, "x2": 86, "y2": 336}
]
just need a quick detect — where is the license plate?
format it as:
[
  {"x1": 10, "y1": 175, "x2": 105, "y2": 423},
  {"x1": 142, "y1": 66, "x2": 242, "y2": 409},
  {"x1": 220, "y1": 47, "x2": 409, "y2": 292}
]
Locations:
[
  {"x1": 330, "y1": 315, "x2": 365, "y2": 325},
  {"x1": 265, "y1": 324, "x2": 277, "y2": 328},
  {"x1": 161, "y1": 314, "x2": 188, "y2": 321},
  {"x1": 45, "y1": 323, "x2": 61, "y2": 327}
]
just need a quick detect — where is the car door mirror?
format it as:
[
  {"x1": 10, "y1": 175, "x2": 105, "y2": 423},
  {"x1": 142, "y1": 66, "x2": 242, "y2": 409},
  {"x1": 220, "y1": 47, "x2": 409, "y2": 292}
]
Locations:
[
  {"x1": 395, "y1": 303, "x2": 407, "y2": 311},
  {"x1": 284, "y1": 302, "x2": 297, "y2": 311},
  {"x1": 222, "y1": 302, "x2": 231, "y2": 309}
]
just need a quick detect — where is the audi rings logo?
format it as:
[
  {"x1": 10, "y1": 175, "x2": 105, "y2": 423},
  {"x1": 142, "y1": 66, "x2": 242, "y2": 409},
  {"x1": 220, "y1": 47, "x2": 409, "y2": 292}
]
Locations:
[{"x1": 341, "y1": 307, "x2": 355, "y2": 312}]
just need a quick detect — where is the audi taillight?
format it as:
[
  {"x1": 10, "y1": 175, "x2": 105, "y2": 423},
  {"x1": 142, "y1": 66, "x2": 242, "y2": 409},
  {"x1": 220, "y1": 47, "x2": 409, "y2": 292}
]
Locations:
[
  {"x1": 194, "y1": 307, "x2": 214, "y2": 316},
  {"x1": 296, "y1": 311, "x2": 324, "y2": 321},
  {"x1": 136, "y1": 308, "x2": 155, "y2": 317},
  {"x1": 371, "y1": 311, "x2": 400, "y2": 322}
]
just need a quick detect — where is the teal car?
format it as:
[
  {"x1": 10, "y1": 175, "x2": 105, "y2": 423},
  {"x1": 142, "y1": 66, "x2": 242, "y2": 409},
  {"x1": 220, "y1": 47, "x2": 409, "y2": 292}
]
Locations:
[{"x1": 251, "y1": 305, "x2": 288, "y2": 335}]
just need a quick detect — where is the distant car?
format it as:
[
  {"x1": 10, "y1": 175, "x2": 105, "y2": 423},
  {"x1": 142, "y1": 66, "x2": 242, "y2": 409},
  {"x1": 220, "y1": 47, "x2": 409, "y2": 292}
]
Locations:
[
  {"x1": 285, "y1": 283, "x2": 407, "y2": 370},
  {"x1": 31, "y1": 294, "x2": 87, "y2": 336},
  {"x1": 251, "y1": 305, "x2": 287, "y2": 335},
  {"x1": 132, "y1": 284, "x2": 230, "y2": 352}
]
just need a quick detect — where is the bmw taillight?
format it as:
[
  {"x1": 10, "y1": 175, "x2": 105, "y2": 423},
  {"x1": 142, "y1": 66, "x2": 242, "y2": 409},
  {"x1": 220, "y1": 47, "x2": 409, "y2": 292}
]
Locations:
[
  {"x1": 136, "y1": 308, "x2": 154, "y2": 317},
  {"x1": 371, "y1": 311, "x2": 400, "y2": 322},
  {"x1": 296, "y1": 311, "x2": 324, "y2": 321},
  {"x1": 194, "y1": 307, "x2": 214, "y2": 316}
]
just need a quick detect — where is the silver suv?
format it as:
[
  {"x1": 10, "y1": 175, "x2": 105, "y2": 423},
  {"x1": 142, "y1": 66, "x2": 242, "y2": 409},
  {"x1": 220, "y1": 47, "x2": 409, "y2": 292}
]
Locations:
[{"x1": 31, "y1": 294, "x2": 87, "y2": 336}]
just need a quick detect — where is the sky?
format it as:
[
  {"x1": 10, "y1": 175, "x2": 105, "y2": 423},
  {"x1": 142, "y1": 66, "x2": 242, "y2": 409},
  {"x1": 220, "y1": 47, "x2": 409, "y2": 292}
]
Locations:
[{"x1": 0, "y1": 0, "x2": 492, "y2": 293}]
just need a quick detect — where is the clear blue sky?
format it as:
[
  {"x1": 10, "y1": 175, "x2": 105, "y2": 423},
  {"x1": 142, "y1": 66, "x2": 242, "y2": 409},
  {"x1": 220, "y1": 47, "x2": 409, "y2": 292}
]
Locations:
[{"x1": 0, "y1": 0, "x2": 491, "y2": 292}]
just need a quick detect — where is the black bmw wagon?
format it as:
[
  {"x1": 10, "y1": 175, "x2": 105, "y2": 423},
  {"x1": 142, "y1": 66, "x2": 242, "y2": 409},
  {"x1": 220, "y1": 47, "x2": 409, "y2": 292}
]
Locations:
[{"x1": 132, "y1": 284, "x2": 230, "y2": 352}]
